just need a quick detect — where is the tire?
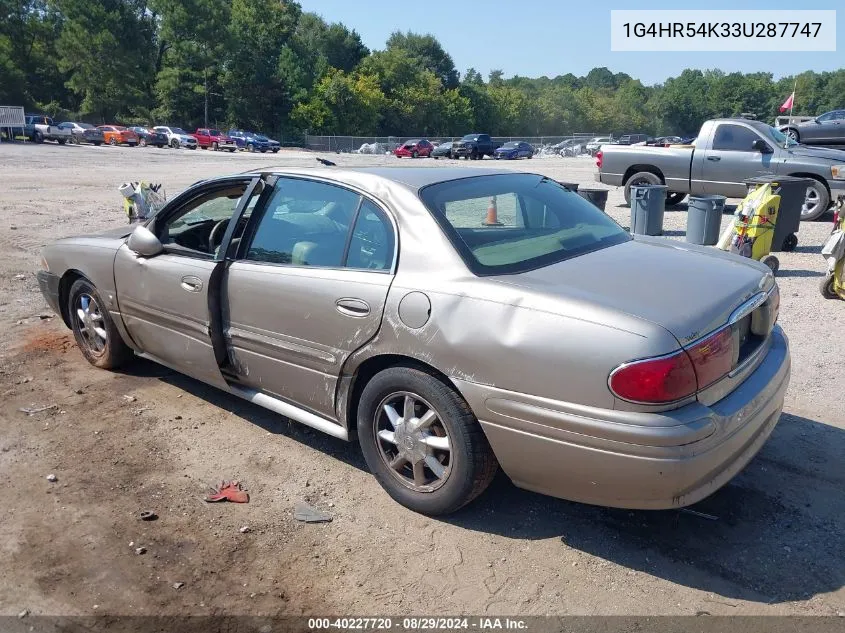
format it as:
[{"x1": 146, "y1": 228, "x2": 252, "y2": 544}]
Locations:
[
  {"x1": 357, "y1": 366, "x2": 498, "y2": 516},
  {"x1": 109, "y1": 138, "x2": 117, "y2": 146},
  {"x1": 785, "y1": 128, "x2": 800, "y2": 142},
  {"x1": 94, "y1": 142, "x2": 102, "y2": 146},
  {"x1": 665, "y1": 192, "x2": 687, "y2": 206},
  {"x1": 623, "y1": 171, "x2": 662, "y2": 205},
  {"x1": 801, "y1": 179, "x2": 830, "y2": 221},
  {"x1": 34, "y1": 131, "x2": 43, "y2": 143},
  {"x1": 189, "y1": 145, "x2": 196, "y2": 150},
  {"x1": 761, "y1": 255, "x2": 780, "y2": 275},
  {"x1": 247, "y1": 143, "x2": 256, "y2": 153},
  {"x1": 820, "y1": 272, "x2": 840, "y2": 299},
  {"x1": 782, "y1": 233, "x2": 798, "y2": 252},
  {"x1": 57, "y1": 138, "x2": 66, "y2": 145},
  {"x1": 212, "y1": 142, "x2": 218, "y2": 151},
  {"x1": 228, "y1": 148, "x2": 236, "y2": 153},
  {"x1": 67, "y1": 278, "x2": 133, "y2": 370},
  {"x1": 171, "y1": 139, "x2": 180, "y2": 149},
  {"x1": 272, "y1": 148, "x2": 279, "y2": 153},
  {"x1": 412, "y1": 150, "x2": 418, "y2": 158},
  {"x1": 139, "y1": 137, "x2": 147, "y2": 147}
]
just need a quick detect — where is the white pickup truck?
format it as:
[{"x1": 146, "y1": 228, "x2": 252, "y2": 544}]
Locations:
[
  {"x1": 597, "y1": 118, "x2": 845, "y2": 220},
  {"x1": 25, "y1": 115, "x2": 72, "y2": 144}
]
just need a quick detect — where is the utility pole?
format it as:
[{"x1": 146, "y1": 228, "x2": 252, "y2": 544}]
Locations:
[{"x1": 204, "y1": 66, "x2": 209, "y2": 129}]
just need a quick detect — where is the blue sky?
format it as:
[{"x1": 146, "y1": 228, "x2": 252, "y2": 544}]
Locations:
[{"x1": 297, "y1": 0, "x2": 841, "y2": 85}]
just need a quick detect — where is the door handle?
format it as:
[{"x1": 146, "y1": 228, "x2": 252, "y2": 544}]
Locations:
[
  {"x1": 180, "y1": 275, "x2": 203, "y2": 292},
  {"x1": 707, "y1": 156, "x2": 721, "y2": 161},
  {"x1": 335, "y1": 298, "x2": 370, "y2": 317}
]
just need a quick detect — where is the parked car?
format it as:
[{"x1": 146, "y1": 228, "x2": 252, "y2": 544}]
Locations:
[
  {"x1": 130, "y1": 127, "x2": 168, "y2": 148},
  {"x1": 97, "y1": 125, "x2": 138, "y2": 147},
  {"x1": 615, "y1": 134, "x2": 652, "y2": 145},
  {"x1": 585, "y1": 137, "x2": 612, "y2": 155},
  {"x1": 597, "y1": 118, "x2": 843, "y2": 219},
  {"x1": 36, "y1": 167, "x2": 789, "y2": 516},
  {"x1": 494, "y1": 141, "x2": 534, "y2": 160},
  {"x1": 451, "y1": 133, "x2": 502, "y2": 159},
  {"x1": 394, "y1": 139, "x2": 433, "y2": 158},
  {"x1": 431, "y1": 141, "x2": 453, "y2": 159},
  {"x1": 551, "y1": 138, "x2": 586, "y2": 157},
  {"x1": 58, "y1": 122, "x2": 104, "y2": 145},
  {"x1": 194, "y1": 128, "x2": 238, "y2": 152},
  {"x1": 25, "y1": 114, "x2": 72, "y2": 144},
  {"x1": 779, "y1": 110, "x2": 845, "y2": 145},
  {"x1": 228, "y1": 129, "x2": 280, "y2": 153},
  {"x1": 153, "y1": 126, "x2": 197, "y2": 149}
]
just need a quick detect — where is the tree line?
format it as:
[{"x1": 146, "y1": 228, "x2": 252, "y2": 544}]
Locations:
[{"x1": 3, "y1": 0, "x2": 844, "y2": 141}]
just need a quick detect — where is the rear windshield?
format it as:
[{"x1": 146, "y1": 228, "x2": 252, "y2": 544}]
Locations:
[{"x1": 419, "y1": 174, "x2": 629, "y2": 275}]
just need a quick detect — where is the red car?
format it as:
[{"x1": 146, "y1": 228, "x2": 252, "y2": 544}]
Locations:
[
  {"x1": 394, "y1": 139, "x2": 433, "y2": 158},
  {"x1": 194, "y1": 128, "x2": 238, "y2": 152},
  {"x1": 97, "y1": 125, "x2": 138, "y2": 147}
]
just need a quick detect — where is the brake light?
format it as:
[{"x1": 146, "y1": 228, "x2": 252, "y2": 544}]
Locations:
[
  {"x1": 685, "y1": 327, "x2": 733, "y2": 390},
  {"x1": 596, "y1": 151, "x2": 603, "y2": 169},
  {"x1": 609, "y1": 350, "x2": 697, "y2": 404}
]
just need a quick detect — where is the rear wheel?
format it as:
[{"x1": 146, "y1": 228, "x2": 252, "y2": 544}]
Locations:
[
  {"x1": 109, "y1": 138, "x2": 117, "y2": 146},
  {"x1": 171, "y1": 139, "x2": 180, "y2": 149},
  {"x1": 212, "y1": 142, "x2": 218, "y2": 151},
  {"x1": 357, "y1": 366, "x2": 498, "y2": 516},
  {"x1": 272, "y1": 148, "x2": 279, "y2": 153},
  {"x1": 412, "y1": 150, "x2": 418, "y2": 158},
  {"x1": 139, "y1": 137, "x2": 147, "y2": 147},
  {"x1": 68, "y1": 278, "x2": 133, "y2": 370},
  {"x1": 782, "y1": 233, "x2": 798, "y2": 252},
  {"x1": 785, "y1": 128, "x2": 800, "y2": 142},
  {"x1": 623, "y1": 171, "x2": 662, "y2": 205}
]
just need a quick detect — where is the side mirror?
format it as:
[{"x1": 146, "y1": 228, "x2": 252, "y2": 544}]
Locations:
[
  {"x1": 127, "y1": 225, "x2": 163, "y2": 257},
  {"x1": 752, "y1": 139, "x2": 773, "y2": 154}
]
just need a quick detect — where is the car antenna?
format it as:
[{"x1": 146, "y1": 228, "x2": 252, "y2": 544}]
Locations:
[{"x1": 316, "y1": 157, "x2": 337, "y2": 166}]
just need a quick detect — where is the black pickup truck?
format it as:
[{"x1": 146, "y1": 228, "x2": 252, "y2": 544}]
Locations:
[{"x1": 451, "y1": 133, "x2": 502, "y2": 160}]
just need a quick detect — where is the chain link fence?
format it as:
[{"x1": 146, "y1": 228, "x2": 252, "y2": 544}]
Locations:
[{"x1": 303, "y1": 133, "x2": 612, "y2": 154}]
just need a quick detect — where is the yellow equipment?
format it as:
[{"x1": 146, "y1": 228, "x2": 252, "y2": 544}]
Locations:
[
  {"x1": 820, "y1": 197, "x2": 845, "y2": 300},
  {"x1": 716, "y1": 182, "x2": 781, "y2": 274}
]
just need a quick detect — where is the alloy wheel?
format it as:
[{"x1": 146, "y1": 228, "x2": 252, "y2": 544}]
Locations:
[
  {"x1": 74, "y1": 293, "x2": 107, "y2": 356},
  {"x1": 374, "y1": 392, "x2": 452, "y2": 492}
]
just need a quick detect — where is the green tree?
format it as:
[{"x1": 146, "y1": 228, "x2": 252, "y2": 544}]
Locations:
[
  {"x1": 292, "y1": 68, "x2": 385, "y2": 135},
  {"x1": 385, "y1": 31, "x2": 459, "y2": 88}
]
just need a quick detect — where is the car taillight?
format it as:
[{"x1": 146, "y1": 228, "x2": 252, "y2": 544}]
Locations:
[
  {"x1": 609, "y1": 351, "x2": 697, "y2": 404},
  {"x1": 596, "y1": 151, "x2": 603, "y2": 169},
  {"x1": 685, "y1": 327, "x2": 733, "y2": 390},
  {"x1": 610, "y1": 326, "x2": 736, "y2": 404}
]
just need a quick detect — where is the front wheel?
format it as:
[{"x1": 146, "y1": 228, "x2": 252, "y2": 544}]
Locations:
[
  {"x1": 68, "y1": 278, "x2": 133, "y2": 369},
  {"x1": 357, "y1": 366, "x2": 498, "y2": 516},
  {"x1": 760, "y1": 255, "x2": 780, "y2": 275},
  {"x1": 139, "y1": 137, "x2": 147, "y2": 147},
  {"x1": 212, "y1": 142, "x2": 218, "y2": 151},
  {"x1": 801, "y1": 180, "x2": 830, "y2": 221},
  {"x1": 782, "y1": 233, "x2": 798, "y2": 252},
  {"x1": 109, "y1": 138, "x2": 117, "y2": 146},
  {"x1": 247, "y1": 143, "x2": 255, "y2": 153},
  {"x1": 171, "y1": 139, "x2": 180, "y2": 149},
  {"x1": 785, "y1": 128, "x2": 800, "y2": 142}
]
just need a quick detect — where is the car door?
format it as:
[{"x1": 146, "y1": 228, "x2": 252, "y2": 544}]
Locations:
[
  {"x1": 223, "y1": 176, "x2": 396, "y2": 418},
  {"x1": 114, "y1": 176, "x2": 262, "y2": 388},
  {"x1": 699, "y1": 123, "x2": 775, "y2": 197}
]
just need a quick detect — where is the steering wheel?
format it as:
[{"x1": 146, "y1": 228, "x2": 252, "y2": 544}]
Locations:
[{"x1": 208, "y1": 218, "x2": 230, "y2": 253}]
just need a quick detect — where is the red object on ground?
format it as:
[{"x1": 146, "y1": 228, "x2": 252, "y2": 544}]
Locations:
[{"x1": 204, "y1": 480, "x2": 250, "y2": 503}]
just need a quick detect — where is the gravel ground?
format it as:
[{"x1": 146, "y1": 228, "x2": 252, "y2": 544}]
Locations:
[{"x1": 0, "y1": 142, "x2": 843, "y2": 618}]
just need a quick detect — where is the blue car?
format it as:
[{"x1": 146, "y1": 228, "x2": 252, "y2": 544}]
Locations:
[
  {"x1": 228, "y1": 129, "x2": 281, "y2": 153},
  {"x1": 494, "y1": 141, "x2": 534, "y2": 160}
]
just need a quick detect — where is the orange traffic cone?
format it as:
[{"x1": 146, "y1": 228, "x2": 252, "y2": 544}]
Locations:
[{"x1": 483, "y1": 195, "x2": 503, "y2": 226}]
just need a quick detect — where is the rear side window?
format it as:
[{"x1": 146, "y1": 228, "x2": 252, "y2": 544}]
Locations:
[
  {"x1": 420, "y1": 174, "x2": 629, "y2": 275},
  {"x1": 712, "y1": 124, "x2": 762, "y2": 152}
]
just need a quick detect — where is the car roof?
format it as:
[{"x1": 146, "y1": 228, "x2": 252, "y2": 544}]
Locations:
[{"x1": 242, "y1": 166, "x2": 517, "y2": 192}]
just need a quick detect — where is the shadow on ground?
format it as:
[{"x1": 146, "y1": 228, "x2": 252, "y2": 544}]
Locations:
[
  {"x1": 122, "y1": 357, "x2": 845, "y2": 606},
  {"x1": 442, "y1": 412, "x2": 845, "y2": 605}
]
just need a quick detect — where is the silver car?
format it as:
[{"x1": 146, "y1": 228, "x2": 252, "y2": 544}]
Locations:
[{"x1": 36, "y1": 167, "x2": 790, "y2": 515}]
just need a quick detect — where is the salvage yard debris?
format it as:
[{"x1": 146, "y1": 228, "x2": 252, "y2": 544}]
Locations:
[
  {"x1": 19, "y1": 404, "x2": 57, "y2": 415},
  {"x1": 204, "y1": 480, "x2": 249, "y2": 503},
  {"x1": 294, "y1": 502, "x2": 332, "y2": 523}
]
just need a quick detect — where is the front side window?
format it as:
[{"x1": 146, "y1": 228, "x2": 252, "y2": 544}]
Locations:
[
  {"x1": 420, "y1": 174, "x2": 629, "y2": 275},
  {"x1": 158, "y1": 182, "x2": 251, "y2": 257},
  {"x1": 712, "y1": 124, "x2": 763, "y2": 152}
]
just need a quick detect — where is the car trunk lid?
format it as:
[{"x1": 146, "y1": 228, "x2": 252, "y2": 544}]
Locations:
[{"x1": 490, "y1": 236, "x2": 774, "y2": 346}]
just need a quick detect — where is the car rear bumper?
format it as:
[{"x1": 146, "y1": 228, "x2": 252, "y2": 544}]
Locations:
[
  {"x1": 454, "y1": 326, "x2": 790, "y2": 509},
  {"x1": 37, "y1": 270, "x2": 62, "y2": 316}
]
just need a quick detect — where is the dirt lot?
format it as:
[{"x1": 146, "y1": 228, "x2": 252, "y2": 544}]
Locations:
[{"x1": 0, "y1": 142, "x2": 843, "y2": 618}]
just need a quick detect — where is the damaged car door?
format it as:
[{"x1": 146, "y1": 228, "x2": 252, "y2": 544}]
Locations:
[
  {"x1": 222, "y1": 176, "x2": 396, "y2": 418},
  {"x1": 113, "y1": 176, "x2": 262, "y2": 388}
]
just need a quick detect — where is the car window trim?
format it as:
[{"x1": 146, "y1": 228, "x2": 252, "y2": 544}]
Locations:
[
  {"x1": 215, "y1": 176, "x2": 264, "y2": 263},
  {"x1": 237, "y1": 174, "x2": 399, "y2": 275},
  {"x1": 712, "y1": 123, "x2": 765, "y2": 153}
]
